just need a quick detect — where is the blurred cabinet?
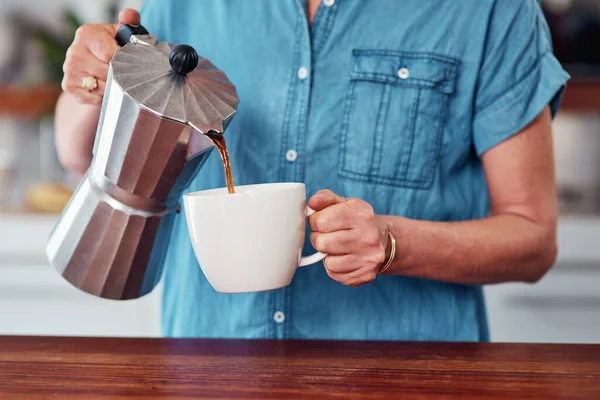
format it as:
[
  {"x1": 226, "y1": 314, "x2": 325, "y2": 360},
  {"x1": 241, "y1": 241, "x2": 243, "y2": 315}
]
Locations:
[
  {"x1": 1, "y1": 214, "x2": 599, "y2": 342},
  {"x1": 485, "y1": 217, "x2": 600, "y2": 344},
  {"x1": 0, "y1": 214, "x2": 162, "y2": 337},
  {"x1": 485, "y1": 263, "x2": 600, "y2": 343}
]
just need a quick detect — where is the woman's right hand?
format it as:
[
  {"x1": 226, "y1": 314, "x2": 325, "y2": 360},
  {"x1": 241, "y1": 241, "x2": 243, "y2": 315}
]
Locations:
[
  {"x1": 61, "y1": 9, "x2": 140, "y2": 105},
  {"x1": 55, "y1": 9, "x2": 141, "y2": 173}
]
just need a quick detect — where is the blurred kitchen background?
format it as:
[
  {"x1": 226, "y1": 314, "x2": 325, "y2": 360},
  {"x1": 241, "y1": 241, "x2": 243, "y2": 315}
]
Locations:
[{"x1": 0, "y1": 0, "x2": 599, "y2": 342}]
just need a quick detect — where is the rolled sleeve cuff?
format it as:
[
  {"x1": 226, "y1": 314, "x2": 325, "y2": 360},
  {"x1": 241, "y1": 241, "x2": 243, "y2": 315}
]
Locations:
[{"x1": 473, "y1": 52, "x2": 570, "y2": 157}]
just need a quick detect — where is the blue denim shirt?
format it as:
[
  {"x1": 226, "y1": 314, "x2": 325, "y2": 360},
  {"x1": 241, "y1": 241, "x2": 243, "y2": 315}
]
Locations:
[{"x1": 141, "y1": 0, "x2": 569, "y2": 340}]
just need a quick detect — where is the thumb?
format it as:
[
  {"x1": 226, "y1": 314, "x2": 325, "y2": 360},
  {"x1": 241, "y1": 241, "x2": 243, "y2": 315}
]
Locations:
[
  {"x1": 118, "y1": 9, "x2": 141, "y2": 26},
  {"x1": 105, "y1": 9, "x2": 141, "y2": 38},
  {"x1": 308, "y1": 189, "x2": 346, "y2": 212}
]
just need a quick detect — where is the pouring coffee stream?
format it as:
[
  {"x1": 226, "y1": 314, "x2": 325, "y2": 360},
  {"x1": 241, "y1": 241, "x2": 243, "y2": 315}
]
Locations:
[
  {"x1": 207, "y1": 132, "x2": 236, "y2": 194},
  {"x1": 166, "y1": 41, "x2": 236, "y2": 194},
  {"x1": 46, "y1": 24, "x2": 239, "y2": 300},
  {"x1": 165, "y1": 41, "x2": 236, "y2": 194}
]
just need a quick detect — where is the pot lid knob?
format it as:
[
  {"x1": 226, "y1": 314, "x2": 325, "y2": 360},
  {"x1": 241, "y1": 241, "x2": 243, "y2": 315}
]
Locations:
[{"x1": 169, "y1": 44, "x2": 199, "y2": 75}]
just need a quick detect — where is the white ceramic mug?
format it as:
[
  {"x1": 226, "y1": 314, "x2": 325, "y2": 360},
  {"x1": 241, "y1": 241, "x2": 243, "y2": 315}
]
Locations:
[{"x1": 183, "y1": 182, "x2": 326, "y2": 293}]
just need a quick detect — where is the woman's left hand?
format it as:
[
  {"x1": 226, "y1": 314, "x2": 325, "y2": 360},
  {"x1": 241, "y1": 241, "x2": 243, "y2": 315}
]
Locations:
[{"x1": 308, "y1": 190, "x2": 389, "y2": 287}]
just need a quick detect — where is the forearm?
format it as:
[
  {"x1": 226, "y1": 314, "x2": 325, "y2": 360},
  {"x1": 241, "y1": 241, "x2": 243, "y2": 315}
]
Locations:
[
  {"x1": 382, "y1": 213, "x2": 557, "y2": 285},
  {"x1": 55, "y1": 92, "x2": 101, "y2": 174}
]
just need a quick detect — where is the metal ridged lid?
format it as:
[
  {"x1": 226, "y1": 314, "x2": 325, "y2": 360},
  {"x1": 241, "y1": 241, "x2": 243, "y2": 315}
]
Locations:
[{"x1": 110, "y1": 41, "x2": 238, "y2": 134}]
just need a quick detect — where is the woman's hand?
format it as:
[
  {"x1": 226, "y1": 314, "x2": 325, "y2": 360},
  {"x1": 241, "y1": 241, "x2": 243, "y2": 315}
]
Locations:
[
  {"x1": 61, "y1": 9, "x2": 140, "y2": 104},
  {"x1": 308, "y1": 190, "x2": 389, "y2": 287},
  {"x1": 56, "y1": 9, "x2": 140, "y2": 172}
]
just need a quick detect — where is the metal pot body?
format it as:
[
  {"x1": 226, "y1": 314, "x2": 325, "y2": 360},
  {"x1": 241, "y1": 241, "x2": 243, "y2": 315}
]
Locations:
[{"x1": 46, "y1": 70, "x2": 214, "y2": 300}]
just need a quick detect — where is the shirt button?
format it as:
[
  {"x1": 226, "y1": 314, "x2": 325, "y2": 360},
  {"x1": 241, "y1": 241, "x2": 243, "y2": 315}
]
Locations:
[
  {"x1": 273, "y1": 311, "x2": 285, "y2": 323},
  {"x1": 285, "y1": 149, "x2": 298, "y2": 162},
  {"x1": 297, "y1": 66, "x2": 309, "y2": 80},
  {"x1": 397, "y1": 67, "x2": 410, "y2": 80},
  {"x1": 323, "y1": 0, "x2": 335, "y2": 6}
]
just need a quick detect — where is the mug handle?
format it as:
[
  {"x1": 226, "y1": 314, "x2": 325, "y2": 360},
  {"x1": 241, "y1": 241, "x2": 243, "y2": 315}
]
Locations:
[{"x1": 299, "y1": 206, "x2": 327, "y2": 267}]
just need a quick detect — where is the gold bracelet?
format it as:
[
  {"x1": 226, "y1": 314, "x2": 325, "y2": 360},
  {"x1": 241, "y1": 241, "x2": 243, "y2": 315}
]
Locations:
[{"x1": 378, "y1": 230, "x2": 396, "y2": 274}]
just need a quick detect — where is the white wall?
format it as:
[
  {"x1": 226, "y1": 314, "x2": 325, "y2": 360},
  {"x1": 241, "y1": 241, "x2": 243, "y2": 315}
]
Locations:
[
  {"x1": 0, "y1": 0, "x2": 146, "y2": 205},
  {"x1": 0, "y1": 0, "x2": 144, "y2": 24}
]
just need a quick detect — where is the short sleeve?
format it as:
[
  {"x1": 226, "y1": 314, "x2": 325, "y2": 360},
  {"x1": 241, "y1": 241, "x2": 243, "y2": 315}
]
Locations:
[
  {"x1": 472, "y1": 0, "x2": 570, "y2": 156},
  {"x1": 139, "y1": 0, "x2": 166, "y2": 41}
]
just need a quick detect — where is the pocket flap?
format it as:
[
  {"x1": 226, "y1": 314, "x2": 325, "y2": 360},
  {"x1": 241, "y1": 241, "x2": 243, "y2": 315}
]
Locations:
[{"x1": 350, "y1": 50, "x2": 459, "y2": 94}]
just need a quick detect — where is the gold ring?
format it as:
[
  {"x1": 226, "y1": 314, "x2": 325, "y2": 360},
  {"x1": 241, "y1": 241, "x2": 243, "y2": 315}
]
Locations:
[{"x1": 81, "y1": 75, "x2": 98, "y2": 92}]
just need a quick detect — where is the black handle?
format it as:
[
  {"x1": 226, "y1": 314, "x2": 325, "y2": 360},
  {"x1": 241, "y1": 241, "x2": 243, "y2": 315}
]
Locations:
[
  {"x1": 169, "y1": 44, "x2": 199, "y2": 75},
  {"x1": 116, "y1": 24, "x2": 149, "y2": 47}
]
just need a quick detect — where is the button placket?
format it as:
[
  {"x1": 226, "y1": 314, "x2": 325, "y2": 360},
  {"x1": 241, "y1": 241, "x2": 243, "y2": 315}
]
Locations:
[
  {"x1": 273, "y1": 311, "x2": 285, "y2": 323},
  {"x1": 297, "y1": 66, "x2": 309, "y2": 80},
  {"x1": 397, "y1": 67, "x2": 410, "y2": 80},
  {"x1": 286, "y1": 149, "x2": 298, "y2": 162},
  {"x1": 273, "y1": 2, "x2": 316, "y2": 339}
]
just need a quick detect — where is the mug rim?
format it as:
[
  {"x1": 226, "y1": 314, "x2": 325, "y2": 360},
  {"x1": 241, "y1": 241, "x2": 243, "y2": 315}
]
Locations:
[{"x1": 183, "y1": 182, "x2": 305, "y2": 199}]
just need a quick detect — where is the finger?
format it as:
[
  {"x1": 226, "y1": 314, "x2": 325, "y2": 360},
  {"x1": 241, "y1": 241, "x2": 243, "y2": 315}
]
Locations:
[
  {"x1": 64, "y1": 48, "x2": 110, "y2": 81},
  {"x1": 311, "y1": 231, "x2": 361, "y2": 255},
  {"x1": 98, "y1": 9, "x2": 141, "y2": 39},
  {"x1": 309, "y1": 199, "x2": 370, "y2": 233},
  {"x1": 73, "y1": 24, "x2": 120, "y2": 63},
  {"x1": 92, "y1": 79, "x2": 106, "y2": 95},
  {"x1": 86, "y1": 34, "x2": 120, "y2": 64},
  {"x1": 66, "y1": 88, "x2": 103, "y2": 105},
  {"x1": 308, "y1": 189, "x2": 346, "y2": 212},
  {"x1": 71, "y1": 77, "x2": 107, "y2": 96},
  {"x1": 323, "y1": 254, "x2": 362, "y2": 274},
  {"x1": 81, "y1": 51, "x2": 110, "y2": 80},
  {"x1": 325, "y1": 265, "x2": 376, "y2": 287},
  {"x1": 118, "y1": 9, "x2": 141, "y2": 26},
  {"x1": 61, "y1": 73, "x2": 103, "y2": 104},
  {"x1": 62, "y1": 70, "x2": 105, "y2": 94}
]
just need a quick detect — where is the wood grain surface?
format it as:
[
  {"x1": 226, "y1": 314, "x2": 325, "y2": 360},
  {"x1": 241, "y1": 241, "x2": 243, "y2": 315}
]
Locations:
[{"x1": 0, "y1": 336, "x2": 599, "y2": 399}]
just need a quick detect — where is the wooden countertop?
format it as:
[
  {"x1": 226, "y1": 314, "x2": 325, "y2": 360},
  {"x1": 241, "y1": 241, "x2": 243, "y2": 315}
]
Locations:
[{"x1": 0, "y1": 337, "x2": 599, "y2": 399}]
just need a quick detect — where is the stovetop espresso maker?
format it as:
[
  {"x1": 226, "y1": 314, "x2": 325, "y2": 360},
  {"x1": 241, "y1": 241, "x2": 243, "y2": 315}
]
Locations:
[{"x1": 46, "y1": 24, "x2": 239, "y2": 300}]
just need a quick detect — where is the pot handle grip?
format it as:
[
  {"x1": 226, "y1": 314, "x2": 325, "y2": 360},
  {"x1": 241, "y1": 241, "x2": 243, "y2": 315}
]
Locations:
[{"x1": 116, "y1": 24, "x2": 149, "y2": 47}]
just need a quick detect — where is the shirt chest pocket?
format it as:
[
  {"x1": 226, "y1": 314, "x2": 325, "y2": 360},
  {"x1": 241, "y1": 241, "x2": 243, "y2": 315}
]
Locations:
[{"x1": 339, "y1": 50, "x2": 459, "y2": 189}]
